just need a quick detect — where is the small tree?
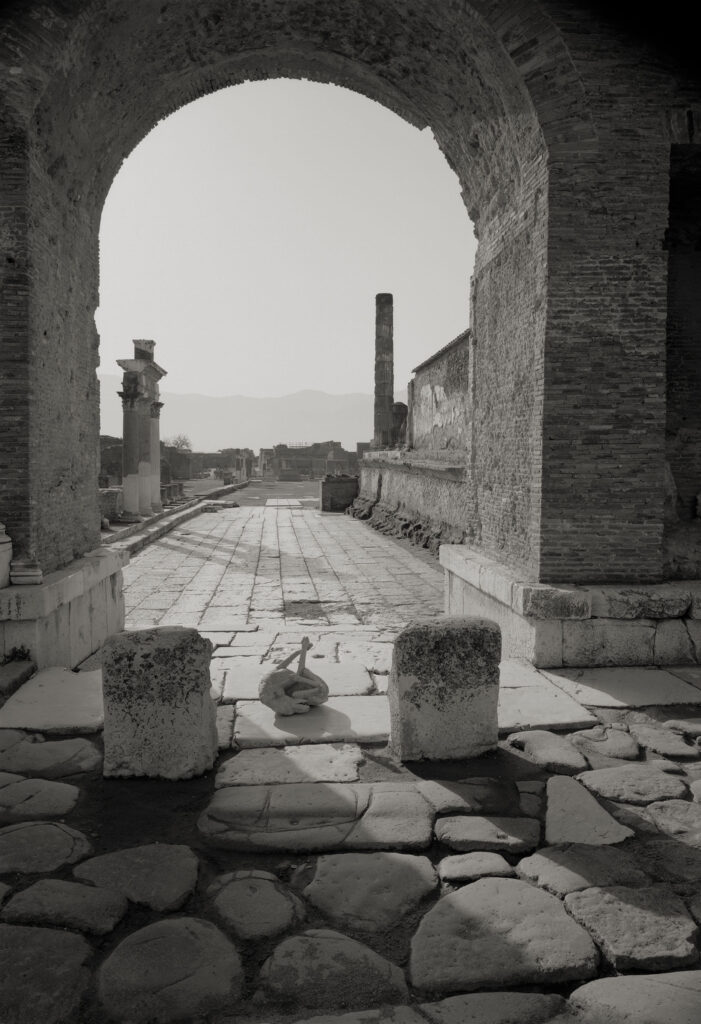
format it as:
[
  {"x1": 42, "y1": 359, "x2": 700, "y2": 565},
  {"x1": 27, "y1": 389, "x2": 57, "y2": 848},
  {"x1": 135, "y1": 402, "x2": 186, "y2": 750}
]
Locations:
[{"x1": 163, "y1": 434, "x2": 192, "y2": 452}]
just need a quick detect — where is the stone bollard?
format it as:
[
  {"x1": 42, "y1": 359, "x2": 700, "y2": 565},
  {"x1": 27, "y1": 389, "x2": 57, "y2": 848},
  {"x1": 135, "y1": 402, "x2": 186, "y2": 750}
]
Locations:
[
  {"x1": 388, "y1": 616, "x2": 501, "y2": 761},
  {"x1": 102, "y1": 626, "x2": 217, "y2": 779}
]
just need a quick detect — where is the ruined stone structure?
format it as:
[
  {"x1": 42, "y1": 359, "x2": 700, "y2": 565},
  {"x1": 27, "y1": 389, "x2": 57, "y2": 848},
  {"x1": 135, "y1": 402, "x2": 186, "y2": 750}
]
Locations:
[
  {"x1": 373, "y1": 294, "x2": 395, "y2": 449},
  {"x1": 0, "y1": 2, "x2": 699, "y2": 667},
  {"x1": 117, "y1": 341, "x2": 166, "y2": 519}
]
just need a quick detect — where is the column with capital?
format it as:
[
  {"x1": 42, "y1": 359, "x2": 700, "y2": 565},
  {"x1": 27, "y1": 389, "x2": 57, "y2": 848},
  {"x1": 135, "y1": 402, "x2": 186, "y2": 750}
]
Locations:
[
  {"x1": 119, "y1": 371, "x2": 142, "y2": 519},
  {"x1": 138, "y1": 396, "x2": 153, "y2": 515},
  {"x1": 150, "y1": 401, "x2": 163, "y2": 511}
]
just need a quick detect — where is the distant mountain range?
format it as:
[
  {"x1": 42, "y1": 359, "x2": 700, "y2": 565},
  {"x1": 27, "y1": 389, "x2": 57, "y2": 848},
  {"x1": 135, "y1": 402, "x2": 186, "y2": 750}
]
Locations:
[{"x1": 98, "y1": 374, "x2": 384, "y2": 452}]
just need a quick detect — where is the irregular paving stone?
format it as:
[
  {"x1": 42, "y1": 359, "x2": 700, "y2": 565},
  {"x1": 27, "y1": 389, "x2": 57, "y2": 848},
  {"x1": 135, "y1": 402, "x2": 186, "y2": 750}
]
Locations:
[
  {"x1": 0, "y1": 667, "x2": 104, "y2": 734},
  {"x1": 298, "y1": 1010, "x2": 423, "y2": 1024},
  {"x1": 208, "y1": 870, "x2": 304, "y2": 940},
  {"x1": 199, "y1": 782, "x2": 434, "y2": 852},
  {"x1": 258, "y1": 928, "x2": 409, "y2": 1010},
  {"x1": 564, "y1": 884, "x2": 700, "y2": 970},
  {"x1": 646, "y1": 800, "x2": 701, "y2": 848},
  {"x1": 0, "y1": 821, "x2": 92, "y2": 872},
  {"x1": 0, "y1": 882, "x2": 9, "y2": 905},
  {"x1": 435, "y1": 815, "x2": 540, "y2": 853},
  {"x1": 576, "y1": 764, "x2": 689, "y2": 805},
  {"x1": 665, "y1": 718, "x2": 701, "y2": 739},
  {"x1": 98, "y1": 917, "x2": 242, "y2": 1023},
  {"x1": 0, "y1": 730, "x2": 27, "y2": 753},
  {"x1": 517, "y1": 844, "x2": 651, "y2": 897},
  {"x1": 570, "y1": 724, "x2": 640, "y2": 760},
  {"x1": 688, "y1": 893, "x2": 701, "y2": 924},
  {"x1": 303, "y1": 852, "x2": 437, "y2": 931},
  {"x1": 0, "y1": 735, "x2": 102, "y2": 778},
  {"x1": 1, "y1": 878, "x2": 127, "y2": 934},
  {"x1": 506, "y1": 730, "x2": 589, "y2": 775},
  {"x1": 419, "y1": 991, "x2": 571, "y2": 1024},
  {"x1": 438, "y1": 852, "x2": 515, "y2": 883},
  {"x1": 545, "y1": 776, "x2": 633, "y2": 845},
  {"x1": 569, "y1": 971, "x2": 701, "y2": 1024},
  {"x1": 691, "y1": 779, "x2": 701, "y2": 802},
  {"x1": 0, "y1": 923, "x2": 92, "y2": 1024},
  {"x1": 634, "y1": 839, "x2": 701, "y2": 882},
  {"x1": 0, "y1": 775, "x2": 80, "y2": 822},
  {"x1": 409, "y1": 877, "x2": 598, "y2": 992},
  {"x1": 598, "y1": 798, "x2": 659, "y2": 834},
  {"x1": 74, "y1": 844, "x2": 198, "y2": 911},
  {"x1": 215, "y1": 743, "x2": 363, "y2": 786},
  {"x1": 627, "y1": 723, "x2": 699, "y2": 759},
  {"x1": 417, "y1": 779, "x2": 521, "y2": 816}
]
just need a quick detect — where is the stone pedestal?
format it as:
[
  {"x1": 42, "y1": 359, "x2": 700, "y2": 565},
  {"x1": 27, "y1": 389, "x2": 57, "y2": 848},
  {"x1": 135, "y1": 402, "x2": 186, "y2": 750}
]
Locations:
[
  {"x1": 101, "y1": 627, "x2": 217, "y2": 780},
  {"x1": 0, "y1": 547, "x2": 127, "y2": 668},
  {"x1": 388, "y1": 616, "x2": 500, "y2": 761}
]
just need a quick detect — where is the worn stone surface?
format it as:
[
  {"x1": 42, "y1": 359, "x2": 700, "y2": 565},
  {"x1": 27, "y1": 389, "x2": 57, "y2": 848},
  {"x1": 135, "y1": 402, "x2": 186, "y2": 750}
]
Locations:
[
  {"x1": 506, "y1": 730, "x2": 589, "y2": 774},
  {"x1": 569, "y1": 971, "x2": 701, "y2": 1024},
  {"x1": 0, "y1": 667, "x2": 103, "y2": 734},
  {"x1": 258, "y1": 929, "x2": 409, "y2": 1010},
  {"x1": 0, "y1": 821, "x2": 92, "y2": 872},
  {"x1": 410, "y1": 877, "x2": 598, "y2": 992},
  {"x1": 417, "y1": 778, "x2": 521, "y2": 816},
  {"x1": 388, "y1": 617, "x2": 500, "y2": 761},
  {"x1": 497, "y1": 684, "x2": 597, "y2": 733},
  {"x1": 634, "y1": 839, "x2": 701, "y2": 882},
  {"x1": 542, "y1": 668, "x2": 701, "y2": 708},
  {"x1": 0, "y1": 774, "x2": 80, "y2": 822},
  {"x1": 234, "y1": 696, "x2": 390, "y2": 747},
  {"x1": 208, "y1": 870, "x2": 304, "y2": 940},
  {"x1": 665, "y1": 718, "x2": 701, "y2": 738},
  {"x1": 1, "y1": 878, "x2": 127, "y2": 934},
  {"x1": 102, "y1": 627, "x2": 217, "y2": 779},
  {"x1": 304, "y1": 852, "x2": 437, "y2": 931},
  {"x1": 419, "y1": 991, "x2": 571, "y2": 1024},
  {"x1": 0, "y1": 923, "x2": 92, "y2": 1024},
  {"x1": 627, "y1": 722, "x2": 700, "y2": 759},
  {"x1": 215, "y1": 704, "x2": 235, "y2": 750},
  {"x1": 570, "y1": 724, "x2": 640, "y2": 760},
  {"x1": 545, "y1": 776, "x2": 634, "y2": 845},
  {"x1": 434, "y1": 815, "x2": 540, "y2": 853},
  {"x1": 0, "y1": 735, "x2": 101, "y2": 778},
  {"x1": 565, "y1": 884, "x2": 700, "y2": 970},
  {"x1": 646, "y1": 800, "x2": 701, "y2": 848},
  {"x1": 199, "y1": 782, "x2": 434, "y2": 852},
  {"x1": 438, "y1": 852, "x2": 515, "y2": 883},
  {"x1": 576, "y1": 764, "x2": 689, "y2": 804},
  {"x1": 298, "y1": 1009, "x2": 424, "y2": 1024},
  {"x1": 74, "y1": 843, "x2": 198, "y2": 911},
  {"x1": 517, "y1": 843, "x2": 651, "y2": 897},
  {"x1": 98, "y1": 917, "x2": 243, "y2": 1022},
  {"x1": 215, "y1": 743, "x2": 363, "y2": 787},
  {"x1": 0, "y1": 882, "x2": 9, "y2": 905}
]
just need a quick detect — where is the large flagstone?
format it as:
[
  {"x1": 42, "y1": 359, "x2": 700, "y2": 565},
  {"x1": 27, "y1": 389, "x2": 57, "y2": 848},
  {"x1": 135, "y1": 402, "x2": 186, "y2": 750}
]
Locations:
[
  {"x1": 0, "y1": 924, "x2": 92, "y2": 1024},
  {"x1": 545, "y1": 776, "x2": 634, "y2": 845},
  {"x1": 215, "y1": 744, "x2": 363, "y2": 786},
  {"x1": 497, "y1": 684, "x2": 597, "y2": 734},
  {"x1": 0, "y1": 667, "x2": 103, "y2": 733},
  {"x1": 569, "y1": 971, "x2": 701, "y2": 1024},
  {"x1": 0, "y1": 821, "x2": 92, "y2": 873},
  {"x1": 409, "y1": 877, "x2": 599, "y2": 992},
  {"x1": 541, "y1": 667, "x2": 701, "y2": 707},
  {"x1": 198, "y1": 781, "x2": 434, "y2": 852},
  {"x1": 233, "y1": 696, "x2": 390, "y2": 747}
]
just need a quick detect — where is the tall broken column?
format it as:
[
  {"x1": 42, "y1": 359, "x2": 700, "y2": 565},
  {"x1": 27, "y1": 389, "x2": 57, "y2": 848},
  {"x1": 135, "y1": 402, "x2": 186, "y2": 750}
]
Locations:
[
  {"x1": 373, "y1": 293, "x2": 394, "y2": 449},
  {"x1": 117, "y1": 340, "x2": 167, "y2": 518}
]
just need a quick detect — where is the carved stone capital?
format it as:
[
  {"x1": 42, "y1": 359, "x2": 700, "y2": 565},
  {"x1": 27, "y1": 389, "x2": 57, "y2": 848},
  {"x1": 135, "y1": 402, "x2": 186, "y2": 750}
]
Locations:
[
  {"x1": 118, "y1": 371, "x2": 142, "y2": 409},
  {"x1": 150, "y1": 401, "x2": 164, "y2": 419}
]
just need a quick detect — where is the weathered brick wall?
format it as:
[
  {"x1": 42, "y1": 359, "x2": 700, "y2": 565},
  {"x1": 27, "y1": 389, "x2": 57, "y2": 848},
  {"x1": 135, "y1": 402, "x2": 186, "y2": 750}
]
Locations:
[
  {"x1": 1, "y1": 0, "x2": 700, "y2": 586},
  {"x1": 411, "y1": 332, "x2": 471, "y2": 451}
]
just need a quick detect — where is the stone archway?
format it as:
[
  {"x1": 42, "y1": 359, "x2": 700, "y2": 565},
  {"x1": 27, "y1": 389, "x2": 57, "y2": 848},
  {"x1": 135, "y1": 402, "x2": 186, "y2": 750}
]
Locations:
[{"x1": 1, "y1": 1, "x2": 699, "y2": 667}]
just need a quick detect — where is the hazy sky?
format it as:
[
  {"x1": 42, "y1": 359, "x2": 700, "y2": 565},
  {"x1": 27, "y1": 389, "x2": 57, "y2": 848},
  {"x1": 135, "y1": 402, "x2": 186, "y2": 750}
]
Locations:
[{"x1": 97, "y1": 79, "x2": 477, "y2": 412}]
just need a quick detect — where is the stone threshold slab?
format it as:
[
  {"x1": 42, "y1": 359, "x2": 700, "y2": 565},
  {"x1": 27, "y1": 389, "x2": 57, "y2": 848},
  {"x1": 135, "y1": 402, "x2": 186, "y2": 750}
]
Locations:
[
  {"x1": 0, "y1": 668, "x2": 104, "y2": 733},
  {"x1": 233, "y1": 696, "x2": 390, "y2": 747},
  {"x1": 541, "y1": 667, "x2": 701, "y2": 708}
]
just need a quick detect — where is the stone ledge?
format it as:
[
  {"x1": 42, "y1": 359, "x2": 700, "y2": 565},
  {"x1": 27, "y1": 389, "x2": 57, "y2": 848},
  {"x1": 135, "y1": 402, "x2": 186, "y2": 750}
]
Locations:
[
  {"x1": 0, "y1": 548, "x2": 129, "y2": 622},
  {"x1": 440, "y1": 545, "x2": 701, "y2": 622},
  {"x1": 361, "y1": 450, "x2": 467, "y2": 481}
]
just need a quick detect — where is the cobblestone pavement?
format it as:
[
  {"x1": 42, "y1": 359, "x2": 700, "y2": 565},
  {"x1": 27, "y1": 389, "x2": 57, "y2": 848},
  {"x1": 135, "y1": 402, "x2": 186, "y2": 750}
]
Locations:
[{"x1": 1, "y1": 506, "x2": 701, "y2": 1022}]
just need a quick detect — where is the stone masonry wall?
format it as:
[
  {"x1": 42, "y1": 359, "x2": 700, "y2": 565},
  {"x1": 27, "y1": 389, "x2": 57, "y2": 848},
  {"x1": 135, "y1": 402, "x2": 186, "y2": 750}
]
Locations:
[{"x1": 411, "y1": 332, "x2": 471, "y2": 451}]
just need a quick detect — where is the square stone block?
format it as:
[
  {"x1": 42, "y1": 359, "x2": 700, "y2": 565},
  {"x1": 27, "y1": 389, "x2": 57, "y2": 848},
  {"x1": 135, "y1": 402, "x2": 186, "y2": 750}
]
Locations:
[
  {"x1": 102, "y1": 627, "x2": 217, "y2": 779},
  {"x1": 388, "y1": 616, "x2": 500, "y2": 761}
]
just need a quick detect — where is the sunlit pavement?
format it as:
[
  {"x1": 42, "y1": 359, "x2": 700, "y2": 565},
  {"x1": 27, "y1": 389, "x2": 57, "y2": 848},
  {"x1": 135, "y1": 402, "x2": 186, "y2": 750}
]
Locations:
[{"x1": 1, "y1": 505, "x2": 701, "y2": 1021}]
